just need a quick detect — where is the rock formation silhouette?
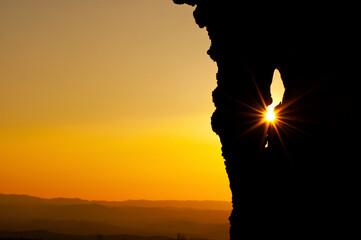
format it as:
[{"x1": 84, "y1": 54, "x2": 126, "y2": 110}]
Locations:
[{"x1": 174, "y1": 1, "x2": 359, "y2": 239}]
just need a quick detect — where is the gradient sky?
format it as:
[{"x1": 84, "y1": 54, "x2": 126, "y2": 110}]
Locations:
[{"x1": 0, "y1": 0, "x2": 284, "y2": 201}]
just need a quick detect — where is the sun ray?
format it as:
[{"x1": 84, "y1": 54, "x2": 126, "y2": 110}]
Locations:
[
  {"x1": 217, "y1": 89, "x2": 266, "y2": 115},
  {"x1": 271, "y1": 121, "x2": 290, "y2": 160},
  {"x1": 277, "y1": 79, "x2": 327, "y2": 112},
  {"x1": 275, "y1": 118, "x2": 308, "y2": 135},
  {"x1": 261, "y1": 122, "x2": 270, "y2": 146},
  {"x1": 238, "y1": 119, "x2": 267, "y2": 137},
  {"x1": 243, "y1": 56, "x2": 269, "y2": 110}
]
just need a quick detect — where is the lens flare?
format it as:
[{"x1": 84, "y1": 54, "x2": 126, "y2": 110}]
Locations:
[{"x1": 265, "y1": 107, "x2": 276, "y2": 122}]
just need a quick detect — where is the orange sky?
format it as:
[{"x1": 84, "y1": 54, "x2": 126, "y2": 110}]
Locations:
[{"x1": 0, "y1": 0, "x2": 284, "y2": 201}]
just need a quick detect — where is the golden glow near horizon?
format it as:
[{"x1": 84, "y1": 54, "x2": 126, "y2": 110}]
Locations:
[
  {"x1": 0, "y1": 0, "x2": 228, "y2": 201},
  {"x1": 0, "y1": 1, "x2": 286, "y2": 202}
]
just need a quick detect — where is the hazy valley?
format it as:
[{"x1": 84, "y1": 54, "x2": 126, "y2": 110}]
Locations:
[{"x1": 0, "y1": 194, "x2": 231, "y2": 240}]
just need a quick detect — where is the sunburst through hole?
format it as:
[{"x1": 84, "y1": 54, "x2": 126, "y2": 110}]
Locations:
[{"x1": 265, "y1": 106, "x2": 276, "y2": 122}]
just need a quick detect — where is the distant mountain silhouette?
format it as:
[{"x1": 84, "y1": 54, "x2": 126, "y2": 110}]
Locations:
[
  {"x1": 0, "y1": 194, "x2": 230, "y2": 240},
  {"x1": 0, "y1": 194, "x2": 231, "y2": 210}
]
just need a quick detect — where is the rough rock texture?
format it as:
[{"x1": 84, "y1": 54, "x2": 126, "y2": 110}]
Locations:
[{"x1": 174, "y1": 1, "x2": 359, "y2": 239}]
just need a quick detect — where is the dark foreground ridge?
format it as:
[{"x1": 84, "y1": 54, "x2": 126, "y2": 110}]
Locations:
[
  {"x1": 174, "y1": 1, "x2": 359, "y2": 239},
  {"x1": 0, "y1": 230, "x2": 207, "y2": 240}
]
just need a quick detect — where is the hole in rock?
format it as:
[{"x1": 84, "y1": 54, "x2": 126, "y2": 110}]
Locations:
[
  {"x1": 265, "y1": 69, "x2": 285, "y2": 147},
  {"x1": 268, "y1": 68, "x2": 285, "y2": 111}
]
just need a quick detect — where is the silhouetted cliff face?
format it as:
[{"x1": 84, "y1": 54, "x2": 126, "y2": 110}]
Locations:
[{"x1": 174, "y1": 1, "x2": 359, "y2": 239}]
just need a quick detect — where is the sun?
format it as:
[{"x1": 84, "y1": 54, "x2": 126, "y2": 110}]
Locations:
[{"x1": 265, "y1": 106, "x2": 276, "y2": 122}]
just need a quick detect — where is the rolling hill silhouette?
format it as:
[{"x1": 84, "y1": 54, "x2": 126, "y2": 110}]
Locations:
[
  {"x1": 0, "y1": 194, "x2": 230, "y2": 240},
  {"x1": 0, "y1": 194, "x2": 231, "y2": 210}
]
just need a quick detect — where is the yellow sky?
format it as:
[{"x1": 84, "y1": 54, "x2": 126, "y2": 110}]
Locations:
[{"x1": 0, "y1": 0, "x2": 284, "y2": 201}]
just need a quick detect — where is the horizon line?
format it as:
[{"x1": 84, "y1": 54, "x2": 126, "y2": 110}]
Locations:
[{"x1": 0, "y1": 192, "x2": 231, "y2": 203}]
